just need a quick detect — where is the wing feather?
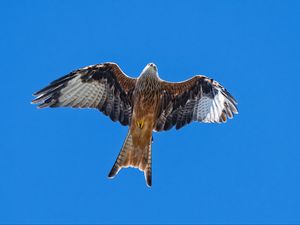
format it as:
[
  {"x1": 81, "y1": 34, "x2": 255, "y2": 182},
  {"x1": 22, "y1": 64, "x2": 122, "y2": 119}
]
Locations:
[
  {"x1": 155, "y1": 75, "x2": 238, "y2": 131},
  {"x1": 32, "y1": 62, "x2": 136, "y2": 126}
]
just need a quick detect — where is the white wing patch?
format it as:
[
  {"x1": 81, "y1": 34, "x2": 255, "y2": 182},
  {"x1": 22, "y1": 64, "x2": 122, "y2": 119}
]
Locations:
[
  {"x1": 194, "y1": 90, "x2": 231, "y2": 123},
  {"x1": 58, "y1": 76, "x2": 107, "y2": 108}
]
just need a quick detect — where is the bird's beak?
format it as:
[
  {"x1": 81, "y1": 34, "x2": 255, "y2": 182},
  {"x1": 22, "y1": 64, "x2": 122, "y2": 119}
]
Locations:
[{"x1": 148, "y1": 63, "x2": 157, "y2": 71}]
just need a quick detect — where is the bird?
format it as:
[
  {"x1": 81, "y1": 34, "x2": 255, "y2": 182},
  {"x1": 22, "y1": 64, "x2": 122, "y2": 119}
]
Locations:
[{"x1": 31, "y1": 62, "x2": 238, "y2": 187}]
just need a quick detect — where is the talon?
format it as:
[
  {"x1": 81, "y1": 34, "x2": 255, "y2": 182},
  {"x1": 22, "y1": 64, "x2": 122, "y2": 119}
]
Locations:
[{"x1": 137, "y1": 120, "x2": 144, "y2": 128}]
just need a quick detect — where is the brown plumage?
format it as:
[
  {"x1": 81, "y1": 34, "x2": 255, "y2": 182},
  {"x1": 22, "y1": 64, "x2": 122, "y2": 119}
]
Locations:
[{"x1": 31, "y1": 62, "x2": 238, "y2": 187}]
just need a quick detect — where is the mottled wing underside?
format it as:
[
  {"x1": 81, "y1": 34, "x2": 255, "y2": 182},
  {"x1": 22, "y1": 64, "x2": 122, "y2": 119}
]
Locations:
[
  {"x1": 155, "y1": 75, "x2": 238, "y2": 131},
  {"x1": 32, "y1": 63, "x2": 136, "y2": 126}
]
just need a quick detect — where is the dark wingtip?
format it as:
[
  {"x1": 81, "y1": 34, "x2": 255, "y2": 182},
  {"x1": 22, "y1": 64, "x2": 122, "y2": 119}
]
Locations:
[
  {"x1": 145, "y1": 170, "x2": 152, "y2": 187},
  {"x1": 108, "y1": 164, "x2": 120, "y2": 179},
  {"x1": 31, "y1": 96, "x2": 43, "y2": 104},
  {"x1": 30, "y1": 95, "x2": 44, "y2": 108},
  {"x1": 146, "y1": 178, "x2": 152, "y2": 187},
  {"x1": 234, "y1": 105, "x2": 239, "y2": 114},
  {"x1": 33, "y1": 88, "x2": 49, "y2": 96}
]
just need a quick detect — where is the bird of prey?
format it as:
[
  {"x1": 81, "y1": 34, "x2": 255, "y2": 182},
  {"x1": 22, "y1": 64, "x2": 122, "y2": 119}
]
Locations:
[{"x1": 32, "y1": 62, "x2": 238, "y2": 187}]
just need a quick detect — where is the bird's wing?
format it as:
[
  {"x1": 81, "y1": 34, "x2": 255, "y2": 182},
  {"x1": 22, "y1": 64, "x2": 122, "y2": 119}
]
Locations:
[
  {"x1": 155, "y1": 75, "x2": 238, "y2": 131},
  {"x1": 32, "y1": 62, "x2": 136, "y2": 126}
]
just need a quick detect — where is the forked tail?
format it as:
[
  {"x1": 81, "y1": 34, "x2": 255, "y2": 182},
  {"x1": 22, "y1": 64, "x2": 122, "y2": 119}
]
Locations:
[{"x1": 108, "y1": 131, "x2": 152, "y2": 187}]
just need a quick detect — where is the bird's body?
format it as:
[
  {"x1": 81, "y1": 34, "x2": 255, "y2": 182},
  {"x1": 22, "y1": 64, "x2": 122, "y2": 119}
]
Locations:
[
  {"x1": 109, "y1": 64, "x2": 161, "y2": 186},
  {"x1": 32, "y1": 62, "x2": 238, "y2": 187}
]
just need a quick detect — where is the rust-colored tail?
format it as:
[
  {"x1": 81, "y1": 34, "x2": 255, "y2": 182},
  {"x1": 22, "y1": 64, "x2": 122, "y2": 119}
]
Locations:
[{"x1": 108, "y1": 131, "x2": 152, "y2": 187}]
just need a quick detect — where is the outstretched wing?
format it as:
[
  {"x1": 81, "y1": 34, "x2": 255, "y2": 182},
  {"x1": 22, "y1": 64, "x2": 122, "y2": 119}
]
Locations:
[
  {"x1": 32, "y1": 62, "x2": 136, "y2": 126},
  {"x1": 155, "y1": 75, "x2": 238, "y2": 131}
]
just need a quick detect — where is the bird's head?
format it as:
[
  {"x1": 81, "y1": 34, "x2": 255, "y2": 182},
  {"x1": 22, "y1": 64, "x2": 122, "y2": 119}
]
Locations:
[
  {"x1": 146, "y1": 63, "x2": 158, "y2": 72},
  {"x1": 141, "y1": 63, "x2": 159, "y2": 78}
]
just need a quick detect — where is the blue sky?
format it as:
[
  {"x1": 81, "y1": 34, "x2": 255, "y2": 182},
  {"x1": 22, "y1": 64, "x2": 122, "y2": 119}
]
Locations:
[{"x1": 1, "y1": 0, "x2": 300, "y2": 224}]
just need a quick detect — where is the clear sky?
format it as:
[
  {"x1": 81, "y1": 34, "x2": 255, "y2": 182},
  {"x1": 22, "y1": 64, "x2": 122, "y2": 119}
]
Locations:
[{"x1": 1, "y1": 0, "x2": 300, "y2": 224}]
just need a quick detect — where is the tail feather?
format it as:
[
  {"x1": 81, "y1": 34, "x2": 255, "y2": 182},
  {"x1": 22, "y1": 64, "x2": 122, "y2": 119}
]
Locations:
[
  {"x1": 108, "y1": 133, "x2": 133, "y2": 178},
  {"x1": 144, "y1": 142, "x2": 152, "y2": 186},
  {"x1": 108, "y1": 131, "x2": 152, "y2": 187}
]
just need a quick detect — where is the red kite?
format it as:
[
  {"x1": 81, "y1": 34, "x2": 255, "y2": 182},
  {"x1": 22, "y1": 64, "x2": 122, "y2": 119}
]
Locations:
[{"x1": 32, "y1": 62, "x2": 238, "y2": 187}]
